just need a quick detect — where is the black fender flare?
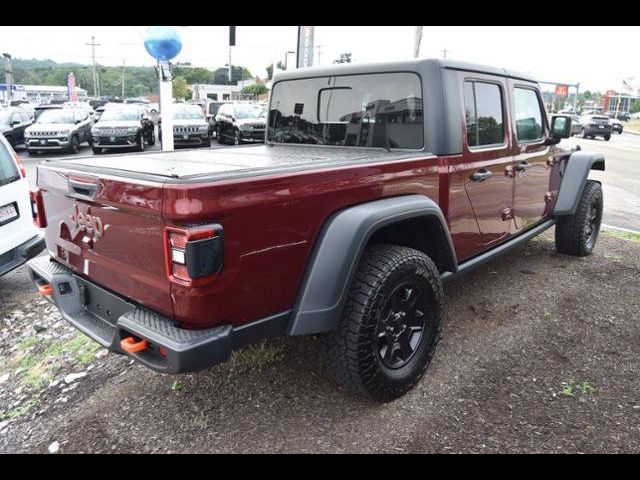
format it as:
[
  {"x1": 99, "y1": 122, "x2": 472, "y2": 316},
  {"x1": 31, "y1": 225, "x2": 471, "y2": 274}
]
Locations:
[
  {"x1": 287, "y1": 195, "x2": 457, "y2": 336},
  {"x1": 554, "y1": 151, "x2": 605, "y2": 216}
]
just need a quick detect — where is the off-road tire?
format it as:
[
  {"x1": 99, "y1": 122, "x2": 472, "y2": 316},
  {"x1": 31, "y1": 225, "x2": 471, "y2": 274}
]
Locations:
[
  {"x1": 604, "y1": 134, "x2": 611, "y2": 141},
  {"x1": 92, "y1": 147, "x2": 102, "y2": 155},
  {"x1": 233, "y1": 129, "x2": 241, "y2": 146},
  {"x1": 555, "y1": 180, "x2": 603, "y2": 257},
  {"x1": 136, "y1": 134, "x2": 145, "y2": 152},
  {"x1": 147, "y1": 131, "x2": 156, "y2": 146},
  {"x1": 322, "y1": 245, "x2": 443, "y2": 402},
  {"x1": 217, "y1": 128, "x2": 224, "y2": 144}
]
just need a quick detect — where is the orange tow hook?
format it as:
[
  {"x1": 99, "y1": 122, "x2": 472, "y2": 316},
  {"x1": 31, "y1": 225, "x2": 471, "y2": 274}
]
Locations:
[
  {"x1": 120, "y1": 336, "x2": 149, "y2": 354},
  {"x1": 38, "y1": 284, "x2": 53, "y2": 296}
]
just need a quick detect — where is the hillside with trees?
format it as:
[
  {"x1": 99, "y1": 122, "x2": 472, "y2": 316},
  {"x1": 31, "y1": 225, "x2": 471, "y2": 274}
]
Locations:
[{"x1": 9, "y1": 58, "x2": 254, "y2": 98}]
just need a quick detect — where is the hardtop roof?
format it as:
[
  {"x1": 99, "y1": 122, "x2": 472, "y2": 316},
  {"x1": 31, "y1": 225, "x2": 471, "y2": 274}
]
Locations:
[{"x1": 273, "y1": 58, "x2": 538, "y2": 83}]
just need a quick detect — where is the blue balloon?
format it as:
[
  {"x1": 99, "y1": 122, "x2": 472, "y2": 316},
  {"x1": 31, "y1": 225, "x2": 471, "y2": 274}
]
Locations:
[{"x1": 144, "y1": 26, "x2": 183, "y2": 61}]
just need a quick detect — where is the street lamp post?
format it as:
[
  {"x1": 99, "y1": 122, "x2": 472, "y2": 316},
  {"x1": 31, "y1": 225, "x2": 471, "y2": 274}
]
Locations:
[{"x1": 144, "y1": 27, "x2": 183, "y2": 152}]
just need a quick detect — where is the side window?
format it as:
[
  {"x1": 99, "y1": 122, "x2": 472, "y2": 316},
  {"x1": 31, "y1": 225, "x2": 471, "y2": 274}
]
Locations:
[
  {"x1": 464, "y1": 81, "x2": 504, "y2": 148},
  {"x1": 514, "y1": 88, "x2": 544, "y2": 142}
]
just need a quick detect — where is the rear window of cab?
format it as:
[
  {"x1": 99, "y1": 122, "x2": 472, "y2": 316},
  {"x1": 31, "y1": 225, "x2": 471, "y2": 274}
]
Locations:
[{"x1": 268, "y1": 72, "x2": 424, "y2": 149}]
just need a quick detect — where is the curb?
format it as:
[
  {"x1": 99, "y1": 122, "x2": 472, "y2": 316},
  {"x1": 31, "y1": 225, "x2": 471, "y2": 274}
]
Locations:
[
  {"x1": 625, "y1": 129, "x2": 640, "y2": 136},
  {"x1": 602, "y1": 224, "x2": 640, "y2": 235}
]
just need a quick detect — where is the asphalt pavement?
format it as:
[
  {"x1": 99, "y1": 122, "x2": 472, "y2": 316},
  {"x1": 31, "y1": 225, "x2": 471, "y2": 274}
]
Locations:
[{"x1": 561, "y1": 131, "x2": 640, "y2": 232}]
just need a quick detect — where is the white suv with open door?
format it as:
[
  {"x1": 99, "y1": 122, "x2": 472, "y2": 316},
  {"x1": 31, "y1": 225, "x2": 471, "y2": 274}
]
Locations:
[{"x1": 0, "y1": 134, "x2": 45, "y2": 277}]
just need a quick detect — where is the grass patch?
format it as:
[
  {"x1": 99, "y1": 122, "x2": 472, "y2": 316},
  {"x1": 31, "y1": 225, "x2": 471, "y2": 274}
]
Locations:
[
  {"x1": 227, "y1": 341, "x2": 285, "y2": 374},
  {"x1": 0, "y1": 394, "x2": 41, "y2": 421},
  {"x1": 624, "y1": 119, "x2": 640, "y2": 132},
  {"x1": 603, "y1": 229, "x2": 640, "y2": 243},
  {"x1": 560, "y1": 381, "x2": 596, "y2": 398},
  {"x1": 10, "y1": 332, "x2": 101, "y2": 392}
]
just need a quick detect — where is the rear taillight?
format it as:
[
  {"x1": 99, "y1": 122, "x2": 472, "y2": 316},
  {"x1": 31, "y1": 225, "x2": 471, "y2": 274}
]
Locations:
[
  {"x1": 29, "y1": 189, "x2": 47, "y2": 228},
  {"x1": 164, "y1": 225, "x2": 223, "y2": 286},
  {"x1": 13, "y1": 151, "x2": 26, "y2": 178}
]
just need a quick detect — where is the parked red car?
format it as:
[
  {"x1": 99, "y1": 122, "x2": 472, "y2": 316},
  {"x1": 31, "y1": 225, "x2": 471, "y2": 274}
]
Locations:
[{"x1": 28, "y1": 59, "x2": 604, "y2": 401}]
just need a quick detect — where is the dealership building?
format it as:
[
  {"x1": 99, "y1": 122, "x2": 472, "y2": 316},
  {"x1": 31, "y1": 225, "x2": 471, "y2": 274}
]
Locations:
[
  {"x1": 1, "y1": 84, "x2": 88, "y2": 104},
  {"x1": 603, "y1": 91, "x2": 639, "y2": 114}
]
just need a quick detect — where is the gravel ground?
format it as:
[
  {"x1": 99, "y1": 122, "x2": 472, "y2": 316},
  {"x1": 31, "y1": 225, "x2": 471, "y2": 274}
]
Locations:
[{"x1": 1, "y1": 229, "x2": 639, "y2": 453}]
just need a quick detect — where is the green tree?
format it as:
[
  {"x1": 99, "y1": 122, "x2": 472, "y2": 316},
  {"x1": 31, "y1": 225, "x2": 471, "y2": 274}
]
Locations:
[
  {"x1": 213, "y1": 66, "x2": 253, "y2": 85},
  {"x1": 630, "y1": 99, "x2": 640, "y2": 114},
  {"x1": 266, "y1": 64, "x2": 273, "y2": 80},
  {"x1": 172, "y1": 76, "x2": 190, "y2": 100},
  {"x1": 241, "y1": 84, "x2": 269, "y2": 96}
]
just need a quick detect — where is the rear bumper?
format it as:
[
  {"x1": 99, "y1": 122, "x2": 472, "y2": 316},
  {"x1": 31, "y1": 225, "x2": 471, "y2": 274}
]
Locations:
[
  {"x1": 26, "y1": 256, "x2": 288, "y2": 374},
  {"x1": 584, "y1": 127, "x2": 612, "y2": 136},
  {"x1": 0, "y1": 233, "x2": 45, "y2": 277}
]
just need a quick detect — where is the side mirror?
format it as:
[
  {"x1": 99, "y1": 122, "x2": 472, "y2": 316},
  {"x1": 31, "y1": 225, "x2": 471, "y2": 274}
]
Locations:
[
  {"x1": 11, "y1": 120, "x2": 20, "y2": 126},
  {"x1": 550, "y1": 115, "x2": 571, "y2": 141}
]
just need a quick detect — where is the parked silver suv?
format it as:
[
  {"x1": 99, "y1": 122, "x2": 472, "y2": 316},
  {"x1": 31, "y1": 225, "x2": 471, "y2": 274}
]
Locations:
[{"x1": 25, "y1": 108, "x2": 93, "y2": 155}]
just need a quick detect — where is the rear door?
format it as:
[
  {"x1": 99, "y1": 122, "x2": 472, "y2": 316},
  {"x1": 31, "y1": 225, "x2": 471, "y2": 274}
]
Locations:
[
  {"x1": 460, "y1": 75, "x2": 515, "y2": 250},
  {"x1": 509, "y1": 83, "x2": 554, "y2": 232}
]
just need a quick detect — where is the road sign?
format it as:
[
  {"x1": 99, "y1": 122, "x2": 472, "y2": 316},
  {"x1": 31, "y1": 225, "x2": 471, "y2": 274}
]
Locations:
[{"x1": 555, "y1": 85, "x2": 569, "y2": 98}]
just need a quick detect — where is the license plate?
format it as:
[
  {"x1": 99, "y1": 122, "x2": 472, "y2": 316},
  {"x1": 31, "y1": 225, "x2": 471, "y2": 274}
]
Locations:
[
  {"x1": 0, "y1": 203, "x2": 18, "y2": 224},
  {"x1": 599, "y1": 125, "x2": 605, "y2": 129},
  {"x1": 183, "y1": 134, "x2": 189, "y2": 140}
]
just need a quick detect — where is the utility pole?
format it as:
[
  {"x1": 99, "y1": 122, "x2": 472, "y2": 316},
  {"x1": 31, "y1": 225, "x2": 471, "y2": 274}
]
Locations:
[
  {"x1": 443, "y1": 49, "x2": 448, "y2": 59},
  {"x1": 2, "y1": 53, "x2": 12, "y2": 105},
  {"x1": 86, "y1": 36, "x2": 101, "y2": 98}
]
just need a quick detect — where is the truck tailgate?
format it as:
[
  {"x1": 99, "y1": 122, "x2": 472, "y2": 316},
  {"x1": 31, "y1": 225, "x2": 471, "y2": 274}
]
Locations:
[{"x1": 37, "y1": 164, "x2": 173, "y2": 318}]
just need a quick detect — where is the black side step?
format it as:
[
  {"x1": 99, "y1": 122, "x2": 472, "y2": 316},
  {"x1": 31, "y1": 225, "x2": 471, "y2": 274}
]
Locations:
[{"x1": 441, "y1": 219, "x2": 556, "y2": 283}]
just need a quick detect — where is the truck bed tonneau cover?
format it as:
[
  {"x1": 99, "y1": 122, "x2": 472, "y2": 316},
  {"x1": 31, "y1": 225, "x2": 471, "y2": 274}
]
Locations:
[{"x1": 42, "y1": 145, "x2": 426, "y2": 183}]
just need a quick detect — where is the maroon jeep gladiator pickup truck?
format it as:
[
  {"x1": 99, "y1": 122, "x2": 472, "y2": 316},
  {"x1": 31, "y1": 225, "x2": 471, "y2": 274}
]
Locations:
[{"x1": 28, "y1": 59, "x2": 604, "y2": 401}]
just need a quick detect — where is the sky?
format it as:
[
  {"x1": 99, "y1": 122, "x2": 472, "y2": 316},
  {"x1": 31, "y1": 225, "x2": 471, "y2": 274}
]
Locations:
[{"x1": 0, "y1": 26, "x2": 638, "y2": 93}]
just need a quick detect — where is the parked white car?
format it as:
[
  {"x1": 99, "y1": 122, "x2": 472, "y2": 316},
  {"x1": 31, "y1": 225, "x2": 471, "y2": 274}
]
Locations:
[{"x1": 0, "y1": 135, "x2": 45, "y2": 277}]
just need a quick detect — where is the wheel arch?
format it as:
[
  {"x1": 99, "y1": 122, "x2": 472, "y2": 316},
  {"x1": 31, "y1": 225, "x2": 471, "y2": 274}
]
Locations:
[
  {"x1": 287, "y1": 195, "x2": 457, "y2": 336},
  {"x1": 555, "y1": 151, "x2": 605, "y2": 216}
]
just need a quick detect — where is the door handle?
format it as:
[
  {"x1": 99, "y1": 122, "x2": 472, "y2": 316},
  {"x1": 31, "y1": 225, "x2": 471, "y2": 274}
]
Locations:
[
  {"x1": 516, "y1": 161, "x2": 533, "y2": 172},
  {"x1": 471, "y1": 170, "x2": 494, "y2": 182}
]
